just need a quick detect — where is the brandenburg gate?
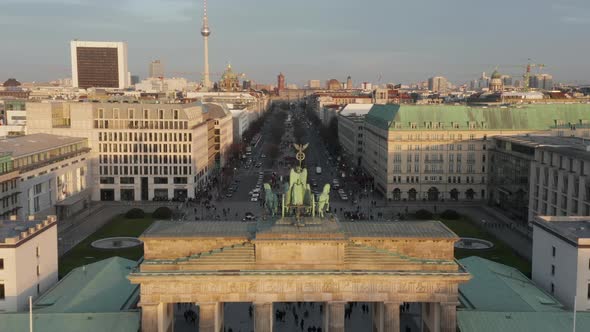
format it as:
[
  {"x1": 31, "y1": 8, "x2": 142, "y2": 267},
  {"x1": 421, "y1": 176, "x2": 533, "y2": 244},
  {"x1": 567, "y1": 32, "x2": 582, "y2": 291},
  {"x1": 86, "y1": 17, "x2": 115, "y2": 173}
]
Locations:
[{"x1": 129, "y1": 144, "x2": 470, "y2": 331}]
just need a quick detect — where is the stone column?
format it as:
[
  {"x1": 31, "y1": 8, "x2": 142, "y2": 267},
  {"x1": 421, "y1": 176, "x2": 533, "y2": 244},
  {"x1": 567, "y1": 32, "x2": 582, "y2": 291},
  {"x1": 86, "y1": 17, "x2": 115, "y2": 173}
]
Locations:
[
  {"x1": 440, "y1": 302, "x2": 457, "y2": 332},
  {"x1": 140, "y1": 303, "x2": 159, "y2": 332},
  {"x1": 327, "y1": 302, "x2": 346, "y2": 332},
  {"x1": 372, "y1": 302, "x2": 384, "y2": 332},
  {"x1": 383, "y1": 302, "x2": 400, "y2": 332},
  {"x1": 199, "y1": 302, "x2": 224, "y2": 332},
  {"x1": 253, "y1": 302, "x2": 273, "y2": 332}
]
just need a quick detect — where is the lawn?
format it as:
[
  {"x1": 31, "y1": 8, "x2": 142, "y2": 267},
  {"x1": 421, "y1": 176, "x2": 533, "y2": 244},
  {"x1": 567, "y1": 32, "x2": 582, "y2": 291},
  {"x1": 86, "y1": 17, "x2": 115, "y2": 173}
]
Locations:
[
  {"x1": 439, "y1": 216, "x2": 531, "y2": 277},
  {"x1": 58, "y1": 213, "x2": 155, "y2": 278}
]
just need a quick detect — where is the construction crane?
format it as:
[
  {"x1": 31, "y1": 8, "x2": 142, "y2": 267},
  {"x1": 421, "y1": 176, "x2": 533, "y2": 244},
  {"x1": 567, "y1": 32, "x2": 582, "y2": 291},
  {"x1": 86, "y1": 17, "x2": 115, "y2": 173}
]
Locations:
[
  {"x1": 472, "y1": 60, "x2": 547, "y2": 91},
  {"x1": 523, "y1": 59, "x2": 545, "y2": 91}
]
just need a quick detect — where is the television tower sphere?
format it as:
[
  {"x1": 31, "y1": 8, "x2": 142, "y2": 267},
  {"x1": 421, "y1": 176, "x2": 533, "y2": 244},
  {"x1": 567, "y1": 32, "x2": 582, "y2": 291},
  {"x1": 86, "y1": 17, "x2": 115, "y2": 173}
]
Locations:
[{"x1": 201, "y1": 26, "x2": 211, "y2": 37}]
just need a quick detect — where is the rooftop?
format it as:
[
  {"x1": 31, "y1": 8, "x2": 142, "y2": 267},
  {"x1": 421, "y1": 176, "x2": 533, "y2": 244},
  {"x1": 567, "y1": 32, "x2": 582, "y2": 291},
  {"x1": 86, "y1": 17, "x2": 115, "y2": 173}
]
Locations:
[
  {"x1": 0, "y1": 312, "x2": 140, "y2": 332},
  {"x1": 142, "y1": 221, "x2": 255, "y2": 238},
  {"x1": 458, "y1": 311, "x2": 590, "y2": 332},
  {"x1": 458, "y1": 257, "x2": 563, "y2": 312},
  {"x1": 532, "y1": 216, "x2": 590, "y2": 246},
  {"x1": 365, "y1": 103, "x2": 590, "y2": 131},
  {"x1": 494, "y1": 134, "x2": 585, "y2": 147},
  {"x1": 0, "y1": 216, "x2": 57, "y2": 246},
  {"x1": 339, "y1": 103, "x2": 373, "y2": 117},
  {"x1": 35, "y1": 257, "x2": 139, "y2": 313},
  {"x1": 341, "y1": 220, "x2": 457, "y2": 239},
  {"x1": 0, "y1": 133, "x2": 86, "y2": 158},
  {"x1": 142, "y1": 219, "x2": 457, "y2": 240}
]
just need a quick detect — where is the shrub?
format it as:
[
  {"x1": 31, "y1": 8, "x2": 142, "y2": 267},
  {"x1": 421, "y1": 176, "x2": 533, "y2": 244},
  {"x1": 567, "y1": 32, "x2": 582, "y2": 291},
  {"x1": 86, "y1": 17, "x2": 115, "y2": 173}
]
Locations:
[
  {"x1": 414, "y1": 209, "x2": 433, "y2": 220},
  {"x1": 440, "y1": 209, "x2": 460, "y2": 220},
  {"x1": 153, "y1": 207, "x2": 173, "y2": 219},
  {"x1": 125, "y1": 208, "x2": 145, "y2": 219}
]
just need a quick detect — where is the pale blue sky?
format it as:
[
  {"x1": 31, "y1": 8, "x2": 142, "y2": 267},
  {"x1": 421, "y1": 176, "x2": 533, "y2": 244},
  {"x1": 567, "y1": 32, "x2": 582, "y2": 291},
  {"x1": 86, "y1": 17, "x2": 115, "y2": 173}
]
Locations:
[{"x1": 2, "y1": 0, "x2": 590, "y2": 85}]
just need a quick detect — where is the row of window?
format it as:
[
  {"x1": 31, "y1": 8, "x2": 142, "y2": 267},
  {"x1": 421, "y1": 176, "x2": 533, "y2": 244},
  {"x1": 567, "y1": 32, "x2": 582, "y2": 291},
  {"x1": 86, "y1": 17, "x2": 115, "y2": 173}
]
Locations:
[
  {"x1": 97, "y1": 108, "x2": 182, "y2": 120},
  {"x1": 0, "y1": 179, "x2": 17, "y2": 193},
  {"x1": 98, "y1": 143, "x2": 191, "y2": 154},
  {"x1": 394, "y1": 121, "x2": 489, "y2": 130},
  {"x1": 98, "y1": 131, "x2": 193, "y2": 143},
  {"x1": 540, "y1": 151, "x2": 586, "y2": 176},
  {"x1": 99, "y1": 154, "x2": 192, "y2": 165},
  {"x1": 391, "y1": 133, "x2": 488, "y2": 141},
  {"x1": 100, "y1": 177, "x2": 188, "y2": 185},
  {"x1": 394, "y1": 143, "x2": 485, "y2": 151},
  {"x1": 99, "y1": 165, "x2": 192, "y2": 177},
  {"x1": 95, "y1": 120, "x2": 189, "y2": 130},
  {"x1": 392, "y1": 175, "x2": 483, "y2": 184}
]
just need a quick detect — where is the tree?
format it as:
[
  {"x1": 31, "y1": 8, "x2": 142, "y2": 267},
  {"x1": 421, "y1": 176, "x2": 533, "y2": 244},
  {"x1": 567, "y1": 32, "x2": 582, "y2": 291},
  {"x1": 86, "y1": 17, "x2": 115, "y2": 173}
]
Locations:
[
  {"x1": 266, "y1": 144, "x2": 280, "y2": 164},
  {"x1": 228, "y1": 142, "x2": 244, "y2": 161},
  {"x1": 293, "y1": 119, "x2": 305, "y2": 144}
]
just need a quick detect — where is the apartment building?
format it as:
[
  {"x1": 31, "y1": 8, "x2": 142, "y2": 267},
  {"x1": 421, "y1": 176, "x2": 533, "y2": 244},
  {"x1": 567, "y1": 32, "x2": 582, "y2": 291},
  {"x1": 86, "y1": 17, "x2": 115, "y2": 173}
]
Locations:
[
  {"x1": 361, "y1": 103, "x2": 590, "y2": 201},
  {"x1": 26, "y1": 101, "x2": 232, "y2": 201},
  {"x1": 0, "y1": 215, "x2": 58, "y2": 312}
]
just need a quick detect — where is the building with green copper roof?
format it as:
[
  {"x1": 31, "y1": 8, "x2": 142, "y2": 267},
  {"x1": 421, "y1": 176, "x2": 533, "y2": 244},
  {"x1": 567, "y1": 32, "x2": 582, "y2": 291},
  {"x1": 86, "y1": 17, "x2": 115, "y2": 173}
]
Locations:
[
  {"x1": 359, "y1": 103, "x2": 590, "y2": 200},
  {"x1": 457, "y1": 257, "x2": 590, "y2": 332},
  {"x1": 365, "y1": 103, "x2": 590, "y2": 131},
  {"x1": 0, "y1": 257, "x2": 140, "y2": 332},
  {"x1": 458, "y1": 257, "x2": 563, "y2": 312}
]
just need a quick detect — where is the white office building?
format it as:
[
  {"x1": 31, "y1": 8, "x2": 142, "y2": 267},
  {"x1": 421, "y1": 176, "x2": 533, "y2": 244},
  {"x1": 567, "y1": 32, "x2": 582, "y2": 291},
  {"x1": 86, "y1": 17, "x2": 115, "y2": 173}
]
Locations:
[
  {"x1": 26, "y1": 101, "x2": 233, "y2": 201},
  {"x1": 0, "y1": 215, "x2": 58, "y2": 312},
  {"x1": 532, "y1": 216, "x2": 590, "y2": 311}
]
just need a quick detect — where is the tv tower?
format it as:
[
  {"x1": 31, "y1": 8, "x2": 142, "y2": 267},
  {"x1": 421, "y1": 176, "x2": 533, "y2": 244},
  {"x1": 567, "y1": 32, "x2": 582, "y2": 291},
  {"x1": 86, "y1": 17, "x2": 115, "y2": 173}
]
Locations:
[{"x1": 201, "y1": 0, "x2": 212, "y2": 90}]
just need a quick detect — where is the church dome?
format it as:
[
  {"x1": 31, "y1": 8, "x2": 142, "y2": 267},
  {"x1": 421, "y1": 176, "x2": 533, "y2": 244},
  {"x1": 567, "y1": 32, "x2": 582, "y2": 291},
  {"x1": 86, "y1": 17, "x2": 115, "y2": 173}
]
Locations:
[{"x1": 491, "y1": 70, "x2": 502, "y2": 79}]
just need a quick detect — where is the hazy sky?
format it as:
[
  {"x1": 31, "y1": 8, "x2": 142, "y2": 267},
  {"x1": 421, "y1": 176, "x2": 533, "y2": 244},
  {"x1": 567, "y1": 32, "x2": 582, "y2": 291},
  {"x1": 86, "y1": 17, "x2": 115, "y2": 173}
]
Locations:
[{"x1": 2, "y1": 0, "x2": 590, "y2": 85}]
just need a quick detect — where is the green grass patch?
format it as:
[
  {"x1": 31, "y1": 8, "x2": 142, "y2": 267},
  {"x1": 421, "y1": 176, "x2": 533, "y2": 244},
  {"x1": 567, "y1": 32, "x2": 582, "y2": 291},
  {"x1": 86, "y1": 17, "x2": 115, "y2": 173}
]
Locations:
[
  {"x1": 59, "y1": 214, "x2": 155, "y2": 278},
  {"x1": 439, "y1": 216, "x2": 531, "y2": 277}
]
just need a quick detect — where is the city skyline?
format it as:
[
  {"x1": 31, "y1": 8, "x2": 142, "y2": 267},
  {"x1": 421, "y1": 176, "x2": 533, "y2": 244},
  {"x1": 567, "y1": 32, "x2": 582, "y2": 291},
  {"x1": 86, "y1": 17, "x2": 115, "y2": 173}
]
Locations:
[{"x1": 2, "y1": 0, "x2": 590, "y2": 85}]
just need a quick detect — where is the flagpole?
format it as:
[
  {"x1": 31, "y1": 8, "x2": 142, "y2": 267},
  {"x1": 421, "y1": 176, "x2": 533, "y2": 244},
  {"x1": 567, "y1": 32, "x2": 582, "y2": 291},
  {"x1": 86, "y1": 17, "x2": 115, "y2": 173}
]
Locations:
[
  {"x1": 29, "y1": 296, "x2": 33, "y2": 332},
  {"x1": 573, "y1": 295, "x2": 577, "y2": 332}
]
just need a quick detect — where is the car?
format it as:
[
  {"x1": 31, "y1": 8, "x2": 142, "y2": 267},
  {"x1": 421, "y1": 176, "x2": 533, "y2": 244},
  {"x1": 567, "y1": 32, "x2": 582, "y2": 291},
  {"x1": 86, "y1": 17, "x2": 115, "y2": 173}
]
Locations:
[
  {"x1": 258, "y1": 171, "x2": 264, "y2": 175},
  {"x1": 248, "y1": 190, "x2": 253, "y2": 195},
  {"x1": 255, "y1": 164, "x2": 261, "y2": 168},
  {"x1": 250, "y1": 197, "x2": 258, "y2": 202},
  {"x1": 252, "y1": 193, "x2": 260, "y2": 198},
  {"x1": 261, "y1": 154, "x2": 266, "y2": 158},
  {"x1": 340, "y1": 195, "x2": 349, "y2": 201},
  {"x1": 225, "y1": 193, "x2": 233, "y2": 198}
]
